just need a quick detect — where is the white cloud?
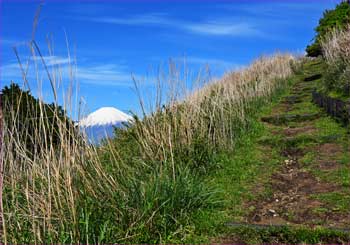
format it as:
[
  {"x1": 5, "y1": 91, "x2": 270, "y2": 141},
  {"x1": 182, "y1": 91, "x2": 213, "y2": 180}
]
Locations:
[
  {"x1": 31, "y1": 56, "x2": 71, "y2": 66},
  {"x1": 1, "y1": 55, "x2": 242, "y2": 89},
  {"x1": 82, "y1": 13, "x2": 264, "y2": 38},
  {"x1": 1, "y1": 58, "x2": 137, "y2": 87},
  {"x1": 76, "y1": 64, "x2": 133, "y2": 86},
  {"x1": 1, "y1": 38, "x2": 27, "y2": 47},
  {"x1": 1, "y1": 63, "x2": 22, "y2": 81},
  {"x1": 0, "y1": 56, "x2": 72, "y2": 84},
  {"x1": 91, "y1": 13, "x2": 171, "y2": 26},
  {"x1": 184, "y1": 22, "x2": 262, "y2": 37}
]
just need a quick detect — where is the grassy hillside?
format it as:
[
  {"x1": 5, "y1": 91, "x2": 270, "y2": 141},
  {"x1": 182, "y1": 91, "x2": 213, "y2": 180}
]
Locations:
[
  {"x1": 2, "y1": 4, "x2": 350, "y2": 242},
  {"x1": 2, "y1": 49, "x2": 297, "y2": 243},
  {"x1": 3, "y1": 41, "x2": 350, "y2": 244},
  {"x1": 210, "y1": 59, "x2": 350, "y2": 243}
]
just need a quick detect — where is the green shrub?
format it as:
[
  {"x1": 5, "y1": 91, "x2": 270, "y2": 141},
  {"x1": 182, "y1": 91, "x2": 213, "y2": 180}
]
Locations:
[
  {"x1": 306, "y1": 1, "x2": 350, "y2": 57},
  {"x1": 2, "y1": 82, "x2": 74, "y2": 156},
  {"x1": 323, "y1": 60, "x2": 350, "y2": 96}
]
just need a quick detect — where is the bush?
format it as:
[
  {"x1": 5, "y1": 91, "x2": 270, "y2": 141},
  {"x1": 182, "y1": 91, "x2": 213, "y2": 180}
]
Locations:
[
  {"x1": 2, "y1": 83, "x2": 74, "y2": 156},
  {"x1": 306, "y1": 1, "x2": 350, "y2": 57}
]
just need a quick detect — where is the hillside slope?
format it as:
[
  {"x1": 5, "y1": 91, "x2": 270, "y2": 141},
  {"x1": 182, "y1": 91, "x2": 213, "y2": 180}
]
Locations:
[{"x1": 211, "y1": 59, "x2": 350, "y2": 243}]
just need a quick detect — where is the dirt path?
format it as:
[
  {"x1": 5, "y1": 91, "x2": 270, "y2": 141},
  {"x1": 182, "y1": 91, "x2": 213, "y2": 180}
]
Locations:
[{"x1": 245, "y1": 61, "x2": 350, "y2": 229}]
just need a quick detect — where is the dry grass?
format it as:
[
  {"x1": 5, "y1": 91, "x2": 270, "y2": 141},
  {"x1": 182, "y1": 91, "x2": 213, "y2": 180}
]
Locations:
[
  {"x1": 322, "y1": 24, "x2": 350, "y2": 66},
  {"x1": 321, "y1": 24, "x2": 350, "y2": 95},
  {"x1": 1, "y1": 38, "x2": 115, "y2": 243},
  {"x1": 0, "y1": 14, "x2": 297, "y2": 242},
  {"x1": 132, "y1": 54, "x2": 296, "y2": 167}
]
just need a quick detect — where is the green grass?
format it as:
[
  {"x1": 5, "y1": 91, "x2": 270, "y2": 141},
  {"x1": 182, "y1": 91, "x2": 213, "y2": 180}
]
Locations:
[
  {"x1": 221, "y1": 225, "x2": 350, "y2": 244},
  {"x1": 313, "y1": 166, "x2": 350, "y2": 188},
  {"x1": 312, "y1": 192, "x2": 350, "y2": 213},
  {"x1": 287, "y1": 101, "x2": 320, "y2": 115},
  {"x1": 328, "y1": 90, "x2": 350, "y2": 101},
  {"x1": 199, "y1": 59, "x2": 350, "y2": 243},
  {"x1": 180, "y1": 52, "x2": 350, "y2": 244},
  {"x1": 211, "y1": 124, "x2": 280, "y2": 217},
  {"x1": 5, "y1": 50, "x2": 350, "y2": 243},
  {"x1": 182, "y1": 129, "x2": 283, "y2": 243},
  {"x1": 300, "y1": 151, "x2": 317, "y2": 166},
  {"x1": 314, "y1": 117, "x2": 348, "y2": 138},
  {"x1": 176, "y1": 76, "x2": 295, "y2": 243}
]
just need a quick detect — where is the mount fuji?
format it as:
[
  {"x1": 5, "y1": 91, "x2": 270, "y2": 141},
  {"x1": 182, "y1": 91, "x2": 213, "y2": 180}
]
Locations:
[{"x1": 77, "y1": 107, "x2": 133, "y2": 144}]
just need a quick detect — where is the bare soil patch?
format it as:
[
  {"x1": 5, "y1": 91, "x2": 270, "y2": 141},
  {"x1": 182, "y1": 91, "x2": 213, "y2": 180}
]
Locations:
[
  {"x1": 247, "y1": 155, "x2": 342, "y2": 227},
  {"x1": 318, "y1": 160, "x2": 342, "y2": 170},
  {"x1": 317, "y1": 143, "x2": 343, "y2": 156},
  {"x1": 283, "y1": 125, "x2": 316, "y2": 137},
  {"x1": 312, "y1": 143, "x2": 344, "y2": 170},
  {"x1": 270, "y1": 102, "x2": 291, "y2": 115}
]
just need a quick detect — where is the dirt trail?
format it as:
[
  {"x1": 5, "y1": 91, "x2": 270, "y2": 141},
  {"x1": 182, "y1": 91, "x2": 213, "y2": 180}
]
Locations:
[{"x1": 246, "y1": 66, "x2": 350, "y2": 229}]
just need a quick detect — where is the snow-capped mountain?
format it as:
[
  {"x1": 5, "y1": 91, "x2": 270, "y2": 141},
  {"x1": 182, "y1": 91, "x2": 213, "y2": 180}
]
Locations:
[{"x1": 77, "y1": 107, "x2": 133, "y2": 144}]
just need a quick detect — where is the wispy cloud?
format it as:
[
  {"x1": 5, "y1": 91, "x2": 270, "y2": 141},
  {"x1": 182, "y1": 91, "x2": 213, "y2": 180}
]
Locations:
[
  {"x1": 0, "y1": 56, "x2": 71, "y2": 83},
  {"x1": 80, "y1": 13, "x2": 264, "y2": 38},
  {"x1": 1, "y1": 57, "x2": 136, "y2": 87},
  {"x1": 185, "y1": 22, "x2": 262, "y2": 37},
  {"x1": 1, "y1": 63, "x2": 22, "y2": 82},
  {"x1": 1, "y1": 38, "x2": 27, "y2": 47},
  {"x1": 31, "y1": 56, "x2": 71, "y2": 66},
  {"x1": 90, "y1": 13, "x2": 171, "y2": 26},
  {"x1": 76, "y1": 64, "x2": 133, "y2": 86}
]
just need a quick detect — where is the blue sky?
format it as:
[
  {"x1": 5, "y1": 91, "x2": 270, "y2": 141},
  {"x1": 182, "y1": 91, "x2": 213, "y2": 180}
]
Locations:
[{"x1": 1, "y1": 0, "x2": 338, "y2": 117}]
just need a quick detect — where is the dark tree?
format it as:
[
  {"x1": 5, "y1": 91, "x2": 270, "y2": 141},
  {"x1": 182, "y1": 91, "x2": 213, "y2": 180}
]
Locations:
[{"x1": 2, "y1": 82, "x2": 73, "y2": 156}]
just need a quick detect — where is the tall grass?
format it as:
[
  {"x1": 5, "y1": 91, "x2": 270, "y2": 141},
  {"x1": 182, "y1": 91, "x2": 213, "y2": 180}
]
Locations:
[
  {"x1": 321, "y1": 24, "x2": 350, "y2": 95},
  {"x1": 1, "y1": 26, "x2": 297, "y2": 243},
  {"x1": 129, "y1": 55, "x2": 295, "y2": 168},
  {"x1": 2, "y1": 39, "x2": 103, "y2": 243}
]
